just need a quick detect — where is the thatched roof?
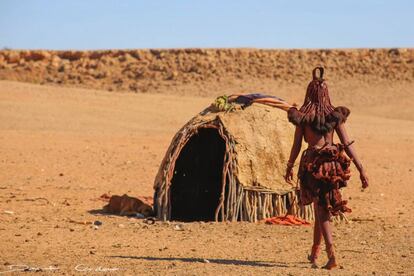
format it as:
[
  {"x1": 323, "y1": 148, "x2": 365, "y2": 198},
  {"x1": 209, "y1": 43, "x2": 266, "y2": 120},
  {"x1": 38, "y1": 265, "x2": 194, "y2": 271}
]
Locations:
[{"x1": 207, "y1": 104, "x2": 294, "y2": 193}]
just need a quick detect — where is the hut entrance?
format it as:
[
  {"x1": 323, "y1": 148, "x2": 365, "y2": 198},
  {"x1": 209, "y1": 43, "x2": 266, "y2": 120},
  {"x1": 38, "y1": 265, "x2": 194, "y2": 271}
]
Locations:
[{"x1": 170, "y1": 128, "x2": 225, "y2": 221}]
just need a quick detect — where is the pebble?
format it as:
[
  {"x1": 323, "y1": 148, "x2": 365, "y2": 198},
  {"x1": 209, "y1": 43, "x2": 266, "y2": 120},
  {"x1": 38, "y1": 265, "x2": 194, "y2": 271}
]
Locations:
[
  {"x1": 92, "y1": 225, "x2": 99, "y2": 230},
  {"x1": 3, "y1": 210, "x2": 14, "y2": 215},
  {"x1": 174, "y1": 224, "x2": 184, "y2": 231},
  {"x1": 202, "y1": 259, "x2": 210, "y2": 263},
  {"x1": 135, "y1": 213, "x2": 145, "y2": 219},
  {"x1": 93, "y1": 220, "x2": 103, "y2": 226},
  {"x1": 62, "y1": 200, "x2": 70, "y2": 206}
]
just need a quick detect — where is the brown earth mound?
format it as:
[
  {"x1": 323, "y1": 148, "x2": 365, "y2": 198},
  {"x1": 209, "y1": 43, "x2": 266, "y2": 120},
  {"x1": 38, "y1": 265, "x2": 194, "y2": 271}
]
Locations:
[{"x1": 0, "y1": 48, "x2": 413, "y2": 96}]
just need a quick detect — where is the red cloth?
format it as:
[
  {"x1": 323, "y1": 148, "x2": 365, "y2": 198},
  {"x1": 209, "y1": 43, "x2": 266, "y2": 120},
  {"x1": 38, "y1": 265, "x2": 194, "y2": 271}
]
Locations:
[{"x1": 263, "y1": 215, "x2": 311, "y2": 226}]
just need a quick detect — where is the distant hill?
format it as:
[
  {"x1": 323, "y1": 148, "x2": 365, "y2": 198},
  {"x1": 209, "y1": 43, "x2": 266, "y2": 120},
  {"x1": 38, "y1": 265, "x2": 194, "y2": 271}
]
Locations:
[{"x1": 1, "y1": 48, "x2": 412, "y2": 96}]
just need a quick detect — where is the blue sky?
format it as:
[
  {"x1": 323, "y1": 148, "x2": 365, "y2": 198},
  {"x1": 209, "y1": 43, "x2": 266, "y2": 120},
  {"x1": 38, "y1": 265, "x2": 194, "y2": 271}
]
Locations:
[{"x1": 0, "y1": 1, "x2": 413, "y2": 49}]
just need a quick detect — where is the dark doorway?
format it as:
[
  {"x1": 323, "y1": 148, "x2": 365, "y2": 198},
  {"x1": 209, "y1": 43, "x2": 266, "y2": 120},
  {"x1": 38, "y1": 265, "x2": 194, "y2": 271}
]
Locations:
[{"x1": 170, "y1": 128, "x2": 225, "y2": 221}]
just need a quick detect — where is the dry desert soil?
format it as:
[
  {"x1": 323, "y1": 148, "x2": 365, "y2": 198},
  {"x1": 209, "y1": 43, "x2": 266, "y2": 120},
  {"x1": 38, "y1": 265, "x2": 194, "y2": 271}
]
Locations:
[{"x1": 0, "y1": 49, "x2": 414, "y2": 275}]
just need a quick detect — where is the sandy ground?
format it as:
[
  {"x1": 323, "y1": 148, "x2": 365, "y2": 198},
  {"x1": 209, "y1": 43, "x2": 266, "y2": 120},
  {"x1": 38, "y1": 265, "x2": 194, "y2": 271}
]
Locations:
[{"x1": 0, "y1": 80, "x2": 413, "y2": 275}]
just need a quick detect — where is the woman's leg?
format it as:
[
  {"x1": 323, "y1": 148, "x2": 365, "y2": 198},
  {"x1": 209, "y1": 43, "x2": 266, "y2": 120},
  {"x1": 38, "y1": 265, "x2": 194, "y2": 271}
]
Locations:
[
  {"x1": 317, "y1": 204, "x2": 333, "y2": 245},
  {"x1": 317, "y1": 204, "x2": 337, "y2": 269},
  {"x1": 313, "y1": 201, "x2": 322, "y2": 246},
  {"x1": 308, "y1": 201, "x2": 322, "y2": 264}
]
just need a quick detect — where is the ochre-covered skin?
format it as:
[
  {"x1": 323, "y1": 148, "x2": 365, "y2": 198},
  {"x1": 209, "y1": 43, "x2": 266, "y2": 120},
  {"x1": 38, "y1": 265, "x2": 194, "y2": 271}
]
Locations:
[{"x1": 284, "y1": 67, "x2": 369, "y2": 269}]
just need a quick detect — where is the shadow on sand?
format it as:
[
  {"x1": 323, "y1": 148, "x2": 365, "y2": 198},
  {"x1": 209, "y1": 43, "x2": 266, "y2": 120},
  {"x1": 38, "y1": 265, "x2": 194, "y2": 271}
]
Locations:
[
  {"x1": 109, "y1": 255, "x2": 294, "y2": 268},
  {"x1": 88, "y1": 209, "x2": 106, "y2": 215},
  {"x1": 87, "y1": 209, "x2": 142, "y2": 219}
]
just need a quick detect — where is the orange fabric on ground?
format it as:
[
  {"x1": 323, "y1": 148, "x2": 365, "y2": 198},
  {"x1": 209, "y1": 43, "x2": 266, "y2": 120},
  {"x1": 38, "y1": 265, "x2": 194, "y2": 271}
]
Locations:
[{"x1": 263, "y1": 215, "x2": 311, "y2": 226}]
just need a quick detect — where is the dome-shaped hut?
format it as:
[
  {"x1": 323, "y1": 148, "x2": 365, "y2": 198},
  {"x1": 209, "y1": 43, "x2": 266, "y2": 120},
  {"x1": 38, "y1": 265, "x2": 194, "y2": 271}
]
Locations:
[{"x1": 153, "y1": 95, "x2": 314, "y2": 222}]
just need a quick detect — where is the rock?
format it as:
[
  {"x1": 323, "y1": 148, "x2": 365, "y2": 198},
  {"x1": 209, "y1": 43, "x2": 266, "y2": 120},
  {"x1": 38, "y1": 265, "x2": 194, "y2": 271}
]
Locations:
[
  {"x1": 23, "y1": 50, "x2": 51, "y2": 61},
  {"x1": 129, "y1": 83, "x2": 139, "y2": 92},
  {"x1": 202, "y1": 259, "x2": 210, "y2": 263},
  {"x1": 58, "y1": 64, "x2": 71, "y2": 73},
  {"x1": 388, "y1": 48, "x2": 400, "y2": 57},
  {"x1": 94, "y1": 71, "x2": 107, "y2": 79},
  {"x1": 4, "y1": 51, "x2": 20, "y2": 63},
  {"x1": 174, "y1": 224, "x2": 184, "y2": 231},
  {"x1": 89, "y1": 52, "x2": 105, "y2": 60},
  {"x1": 166, "y1": 71, "x2": 178, "y2": 80},
  {"x1": 118, "y1": 53, "x2": 135, "y2": 63},
  {"x1": 135, "y1": 213, "x2": 145, "y2": 219},
  {"x1": 59, "y1": 51, "x2": 84, "y2": 61},
  {"x1": 69, "y1": 228, "x2": 75, "y2": 232},
  {"x1": 93, "y1": 220, "x2": 103, "y2": 226},
  {"x1": 3, "y1": 210, "x2": 14, "y2": 215},
  {"x1": 49, "y1": 56, "x2": 61, "y2": 68},
  {"x1": 118, "y1": 224, "x2": 125, "y2": 228},
  {"x1": 62, "y1": 200, "x2": 70, "y2": 206}
]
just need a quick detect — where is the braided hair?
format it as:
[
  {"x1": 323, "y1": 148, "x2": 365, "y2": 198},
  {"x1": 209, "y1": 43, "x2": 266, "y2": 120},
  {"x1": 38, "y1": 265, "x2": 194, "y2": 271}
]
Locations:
[
  {"x1": 299, "y1": 67, "x2": 334, "y2": 130},
  {"x1": 288, "y1": 67, "x2": 349, "y2": 134}
]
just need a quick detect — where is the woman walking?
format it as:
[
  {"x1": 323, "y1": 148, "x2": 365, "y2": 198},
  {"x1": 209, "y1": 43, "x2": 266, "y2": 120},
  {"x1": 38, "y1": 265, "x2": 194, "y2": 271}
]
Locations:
[{"x1": 284, "y1": 67, "x2": 369, "y2": 269}]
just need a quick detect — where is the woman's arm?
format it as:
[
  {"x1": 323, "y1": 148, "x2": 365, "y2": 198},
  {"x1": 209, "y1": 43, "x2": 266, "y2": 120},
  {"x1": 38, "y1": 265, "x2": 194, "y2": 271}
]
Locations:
[
  {"x1": 284, "y1": 126, "x2": 303, "y2": 183},
  {"x1": 335, "y1": 123, "x2": 369, "y2": 188}
]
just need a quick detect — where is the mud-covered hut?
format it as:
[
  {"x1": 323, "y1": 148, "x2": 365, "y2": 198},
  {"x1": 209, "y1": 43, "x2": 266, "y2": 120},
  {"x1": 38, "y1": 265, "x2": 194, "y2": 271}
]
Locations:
[{"x1": 153, "y1": 95, "x2": 314, "y2": 222}]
